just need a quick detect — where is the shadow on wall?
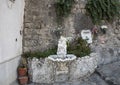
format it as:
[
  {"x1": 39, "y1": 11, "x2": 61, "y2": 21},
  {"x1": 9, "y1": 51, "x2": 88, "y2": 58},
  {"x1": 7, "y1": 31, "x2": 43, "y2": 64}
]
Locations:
[{"x1": 74, "y1": 13, "x2": 94, "y2": 34}]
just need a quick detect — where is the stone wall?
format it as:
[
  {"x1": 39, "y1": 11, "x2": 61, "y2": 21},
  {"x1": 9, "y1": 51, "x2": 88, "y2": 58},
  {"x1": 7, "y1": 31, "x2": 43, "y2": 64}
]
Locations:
[
  {"x1": 91, "y1": 19, "x2": 120, "y2": 65},
  {"x1": 23, "y1": 0, "x2": 93, "y2": 52},
  {"x1": 24, "y1": 0, "x2": 120, "y2": 65}
]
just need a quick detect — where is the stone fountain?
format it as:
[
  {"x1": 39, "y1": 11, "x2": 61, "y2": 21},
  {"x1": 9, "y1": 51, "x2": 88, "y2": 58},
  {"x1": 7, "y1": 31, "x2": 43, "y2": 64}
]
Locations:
[
  {"x1": 28, "y1": 36, "x2": 99, "y2": 83},
  {"x1": 48, "y1": 36, "x2": 76, "y2": 61},
  {"x1": 47, "y1": 36, "x2": 76, "y2": 82}
]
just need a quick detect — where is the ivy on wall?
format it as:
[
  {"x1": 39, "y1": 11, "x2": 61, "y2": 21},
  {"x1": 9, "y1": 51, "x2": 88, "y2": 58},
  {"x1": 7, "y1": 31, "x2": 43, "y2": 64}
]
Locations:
[
  {"x1": 55, "y1": 0, "x2": 75, "y2": 26},
  {"x1": 85, "y1": 0, "x2": 120, "y2": 24}
]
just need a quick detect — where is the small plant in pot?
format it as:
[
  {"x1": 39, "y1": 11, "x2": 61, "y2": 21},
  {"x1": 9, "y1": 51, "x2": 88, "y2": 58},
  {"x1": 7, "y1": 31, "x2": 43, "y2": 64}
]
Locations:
[
  {"x1": 18, "y1": 57, "x2": 27, "y2": 76},
  {"x1": 18, "y1": 57, "x2": 28, "y2": 85},
  {"x1": 18, "y1": 76, "x2": 28, "y2": 85}
]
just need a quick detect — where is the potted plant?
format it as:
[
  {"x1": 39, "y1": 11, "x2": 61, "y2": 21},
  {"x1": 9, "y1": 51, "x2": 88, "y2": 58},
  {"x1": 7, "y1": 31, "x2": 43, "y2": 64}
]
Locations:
[
  {"x1": 18, "y1": 57, "x2": 28, "y2": 85},
  {"x1": 18, "y1": 76, "x2": 28, "y2": 85},
  {"x1": 18, "y1": 57, "x2": 27, "y2": 76}
]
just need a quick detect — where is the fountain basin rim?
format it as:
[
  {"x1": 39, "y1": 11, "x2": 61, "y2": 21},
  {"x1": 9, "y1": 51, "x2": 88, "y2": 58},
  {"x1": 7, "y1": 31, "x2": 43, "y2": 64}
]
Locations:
[{"x1": 48, "y1": 54, "x2": 76, "y2": 62}]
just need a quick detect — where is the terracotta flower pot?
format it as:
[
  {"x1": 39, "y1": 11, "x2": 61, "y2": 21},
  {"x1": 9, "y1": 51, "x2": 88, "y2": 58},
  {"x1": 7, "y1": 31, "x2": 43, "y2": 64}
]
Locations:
[
  {"x1": 18, "y1": 68, "x2": 27, "y2": 76},
  {"x1": 18, "y1": 76, "x2": 28, "y2": 85}
]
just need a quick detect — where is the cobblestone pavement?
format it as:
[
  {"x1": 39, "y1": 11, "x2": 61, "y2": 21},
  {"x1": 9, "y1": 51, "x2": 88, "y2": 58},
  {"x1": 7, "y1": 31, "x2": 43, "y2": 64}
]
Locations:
[{"x1": 11, "y1": 61, "x2": 120, "y2": 85}]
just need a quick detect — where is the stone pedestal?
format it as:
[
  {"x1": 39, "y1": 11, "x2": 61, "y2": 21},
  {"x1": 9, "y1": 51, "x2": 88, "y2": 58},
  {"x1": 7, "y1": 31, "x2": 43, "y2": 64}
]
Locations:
[{"x1": 48, "y1": 54, "x2": 76, "y2": 82}]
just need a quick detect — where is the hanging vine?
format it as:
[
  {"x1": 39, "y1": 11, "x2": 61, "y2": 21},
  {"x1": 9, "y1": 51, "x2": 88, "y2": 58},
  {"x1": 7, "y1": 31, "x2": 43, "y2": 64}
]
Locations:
[
  {"x1": 55, "y1": 0, "x2": 75, "y2": 26},
  {"x1": 85, "y1": 0, "x2": 120, "y2": 25}
]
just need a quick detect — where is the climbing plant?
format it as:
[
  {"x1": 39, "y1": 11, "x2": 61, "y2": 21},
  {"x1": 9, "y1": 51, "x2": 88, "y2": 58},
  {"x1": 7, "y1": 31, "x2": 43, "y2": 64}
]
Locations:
[
  {"x1": 55, "y1": 0, "x2": 75, "y2": 26},
  {"x1": 85, "y1": 0, "x2": 120, "y2": 24}
]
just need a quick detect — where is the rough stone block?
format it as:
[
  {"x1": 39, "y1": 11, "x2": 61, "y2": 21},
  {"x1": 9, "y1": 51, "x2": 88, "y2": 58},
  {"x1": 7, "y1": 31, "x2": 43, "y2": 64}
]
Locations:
[
  {"x1": 24, "y1": 40, "x2": 38, "y2": 47},
  {"x1": 70, "y1": 53, "x2": 99, "y2": 81},
  {"x1": 55, "y1": 74, "x2": 68, "y2": 82},
  {"x1": 25, "y1": 23, "x2": 33, "y2": 28}
]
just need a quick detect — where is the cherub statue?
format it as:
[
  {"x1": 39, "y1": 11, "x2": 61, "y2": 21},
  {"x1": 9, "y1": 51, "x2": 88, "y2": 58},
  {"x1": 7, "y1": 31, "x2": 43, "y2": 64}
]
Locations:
[{"x1": 57, "y1": 36, "x2": 67, "y2": 58}]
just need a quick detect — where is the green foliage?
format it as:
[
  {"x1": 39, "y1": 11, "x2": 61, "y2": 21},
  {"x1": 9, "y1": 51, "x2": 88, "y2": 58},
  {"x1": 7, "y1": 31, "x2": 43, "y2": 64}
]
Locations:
[
  {"x1": 22, "y1": 47, "x2": 57, "y2": 59},
  {"x1": 18, "y1": 57, "x2": 27, "y2": 68},
  {"x1": 23, "y1": 38, "x2": 91, "y2": 58},
  {"x1": 67, "y1": 37, "x2": 91, "y2": 57},
  {"x1": 85, "y1": 0, "x2": 120, "y2": 24},
  {"x1": 55, "y1": 0, "x2": 75, "y2": 25}
]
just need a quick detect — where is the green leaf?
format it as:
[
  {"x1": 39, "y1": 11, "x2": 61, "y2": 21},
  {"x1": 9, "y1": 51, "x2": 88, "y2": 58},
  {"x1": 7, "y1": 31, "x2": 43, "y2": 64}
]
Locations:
[{"x1": 85, "y1": 0, "x2": 120, "y2": 24}]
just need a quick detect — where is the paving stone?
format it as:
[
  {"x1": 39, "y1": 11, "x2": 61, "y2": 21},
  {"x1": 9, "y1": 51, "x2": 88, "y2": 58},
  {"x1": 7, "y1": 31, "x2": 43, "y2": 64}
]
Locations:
[
  {"x1": 53, "y1": 82, "x2": 71, "y2": 85},
  {"x1": 96, "y1": 61, "x2": 120, "y2": 85},
  {"x1": 10, "y1": 81, "x2": 19, "y2": 85},
  {"x1": 88, "y1": 74, "x2": 108, "y2": 85},
  {"x1": 69, "y1": 74, "x2": 108, "y2": 85},
  {"x1": 11, "y1": 73, "x2": 107, "y2": 85},
  {"x1": 28, "y1": 83, "x2": 53, "y2": 85}
]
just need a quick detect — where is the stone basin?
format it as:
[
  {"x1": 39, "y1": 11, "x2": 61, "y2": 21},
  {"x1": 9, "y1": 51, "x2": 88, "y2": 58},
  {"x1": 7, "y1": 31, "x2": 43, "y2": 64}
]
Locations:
[
  {"x1": 28, "y1": 53, "x2": 99, "y2": 83},
  {"x1": 48, "y1": 54, "x2": 76, "y2": 62}
]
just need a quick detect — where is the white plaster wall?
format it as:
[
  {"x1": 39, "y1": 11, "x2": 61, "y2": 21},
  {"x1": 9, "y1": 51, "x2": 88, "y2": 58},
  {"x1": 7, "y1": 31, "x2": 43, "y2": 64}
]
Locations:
[{"x1": 0, "y1": 0, "x2": 25, "y2": 84}]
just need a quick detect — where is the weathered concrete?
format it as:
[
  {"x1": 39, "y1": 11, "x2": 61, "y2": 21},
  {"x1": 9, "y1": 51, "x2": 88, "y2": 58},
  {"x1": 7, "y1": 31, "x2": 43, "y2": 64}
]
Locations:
[
  {"x1": 69, "y1": 53, "x2": 99, "y2": 81},
  {"x1": 0, "y1": 0, "x2": 25, "y2": 84}
]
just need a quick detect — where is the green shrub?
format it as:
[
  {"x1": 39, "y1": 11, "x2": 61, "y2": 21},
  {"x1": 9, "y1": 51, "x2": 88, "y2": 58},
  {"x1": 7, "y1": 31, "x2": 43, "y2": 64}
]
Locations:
[
  {"x1": 22, "y1": 47, "x2": 57, "y2": 59},
  {"x1": 67, "y1": 37, "x2": 91, "y2": 57},
  {"x1": 22, "y1": 38, "x2": 91, "y2": 58}
]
